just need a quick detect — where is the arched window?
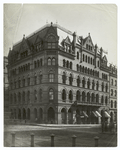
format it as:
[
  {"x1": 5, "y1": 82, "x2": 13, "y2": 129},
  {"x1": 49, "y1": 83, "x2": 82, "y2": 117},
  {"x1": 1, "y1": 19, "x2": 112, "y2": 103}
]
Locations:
[
  {"x1": 34, "y1": 61, "x2": 37, "y2": 68},
  {"x1": 37, "y1": 60, "x2": 40, "y2": 67},
  {"x1": 67, "y1": 61, "x2": 69, "y2": 68},
  {"x1": 96, "y1": 81, "x2": 99, "y2": 91},
  {"x1": 82, "y1": 66, "x2": 84, "y2": 73},
  {"x1": 40, "y1": 59, "x2": 43, "y2": 66},
  {"x1": 93, "y1": 59, "x2": 95, "y2": 65},
  {"x1": 48, "y1": 58, "x2": 51, "y2": 65},
  {"x1": 91, "y1": 58, "x2": 92, "y2": 64},
  {"x1": 115, "y1": 80, "x2": 117, "y2": 86},
  {"x1": 91, "y1": 93, "x2": 94, "y2": 102},
  {"x1": 77, "y1": 52, "x2": 79, "y2": 59},
  {"x1": 77, "y1": 76, "x2": 80, "y2": 87},
  {"x1": 39, "y1": 89, "x2": 42, "y2": 101},
  {"x1": 88, "y1": 57, "x2": 90, "y2": 63},
  {"x1": 62, "y1": 72, "x2": 66, "y2": 84},
  {"x1": 39, "y1": 74, "x2": 42, "y2": 84},
  {"x1": 23, "y1": 78, "x2": 25, "y2": 87},
  {"x1": 102, "y1": 82, "x2": 104, "y2": 92},
  {"x1": 49, "y1": 71, "x2": 54, "y2": 82},
  {"x1": 80, "y1": 65, "x2": 82, "y2": 72},
  {"x1": 98, "y1": 61, "x2": 99, "y2": 67},
  {"x1": 111, "y1": 79, "x2": 113, "y2": 85},
  {"x1": 83, "y1": 54, "x2": 84, "y2": 61},
  {"x1": 96, "y1": 94, "x2": 99, "y2": 103},
  {"x1": 82, "y1": 91, "x2": 85, "y2": 102},
  {"x1": 111, "y1": 100, "x2": 113, "y2": 108},
  {"x1": 87, "y1": 78, "x2": 90, "y2": 89},
  {"x1": 105, "y1": 83, "x2": 108, "y2": 92},
  {"x1": 76, "y1": 64, "x2": 79, "y2": 71},
  {"x1": 52, "y1": 58, "x2": 55, "y2": 65},
  {"x1": 34, "y1": 75, "x2": 37, "y2": 85},
  {"x1": 34, "y1": 90, "x2": 37, "y2": 101},
  {"x1": 82, "y1": 77, "x2": 85, "y2": 88},
  {"x1": 69, "y1": 74, "x2": 73, "y2": 85},
  {"x1": 87, "y1": 92, "x2": 90, "y2": 103},
  {"x1": 88, "y1": 68, "x2": 89, "y2": 74},
  {"x1": 27, "y1": 76, "x2": 30, "y2": 86},
  {"x1": 62, "y1": 89, "x2": 66, "y2": 101},
  {"x1": 69, "y1": 90, "x2": 73, "y2": 102},
  {"x1": 76, "y1": 90, "x2": 80, "y2": 102},
  {"x1": 63, "y1": 59, "x2": 65, "y2": 67},
  {"x1": 105, "y1": 96, "x2": 108, "y2": 105},
  {"x1": 70, "y1": 62, "x2": 72, "y2": 69},
  {"x1": 49, "y1": 89, "x2": 54, "y2": 100},
  {"x1": 86, "y1": 55, "x2": 87, "y2": 62},
  {"x1": 92, "y1": 80, "x2": 95, "y2": 90}
]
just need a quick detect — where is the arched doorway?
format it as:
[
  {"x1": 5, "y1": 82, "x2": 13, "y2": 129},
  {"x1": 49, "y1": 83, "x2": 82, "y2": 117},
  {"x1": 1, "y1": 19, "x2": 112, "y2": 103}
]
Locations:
[
  {"x1": 61, "y1": 108, "x2": 67, "y2": 124},
  {"x1": 39, "y1": 108, "x2": 43, "y2": 123},
  {"x1": 23, "y1": 108, "x2": 26, "y2": 120},
  {"x1": 68, "y1": 108, "x2": 73, "y2": 124},
  {"x1": 27, "y1": 108, "x2": 30, "y2": 120},
  {"x1": 18, "y1": 109, "x2": 21, "y2": 119},
  {"x1": 48, "y1": 107, "x2": 55, "y2": 124}
]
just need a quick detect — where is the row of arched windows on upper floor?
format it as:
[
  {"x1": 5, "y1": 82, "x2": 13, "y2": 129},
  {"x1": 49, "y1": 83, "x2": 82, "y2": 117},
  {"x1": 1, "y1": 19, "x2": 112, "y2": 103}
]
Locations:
[
  {"x1": 63, "y1": 59, "x2": 73, "y2": 69},
  {"x1": 102, "y1": 73, "x2": 108, "y2": 80},
  {"x1": 9, "y1": 88, "x2": 54, "y2": 104},
  {"x1": 111, "y1": 79, "x2": 117, "y2": 86},
  {"x1": 34, "y1": 59, "x2": 43, "y2": 68},
  {"x1": 111, "y1": 100, "x2": 117, "y2": 108},
  {"x1": 76, "y1": 64, "x2": 99, "y2": 77},
  {"x1": 62, "y1": 89, "x2": 108, "y2": 105},
  {"x1": 62, "y1": 72, "x2": 108, "y2": 92}
]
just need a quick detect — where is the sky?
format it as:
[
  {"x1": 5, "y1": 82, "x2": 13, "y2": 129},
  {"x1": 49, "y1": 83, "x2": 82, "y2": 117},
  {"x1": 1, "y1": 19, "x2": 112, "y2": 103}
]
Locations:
[{"x1": 4, "y1": 4, "x2": 117, "y2": 66}]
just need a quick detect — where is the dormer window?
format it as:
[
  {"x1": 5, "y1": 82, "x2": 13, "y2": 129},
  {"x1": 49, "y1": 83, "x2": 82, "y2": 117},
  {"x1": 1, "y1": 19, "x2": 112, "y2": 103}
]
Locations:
[{"x1": 47, "y1": 35, "x2": 56, "y2": 49}]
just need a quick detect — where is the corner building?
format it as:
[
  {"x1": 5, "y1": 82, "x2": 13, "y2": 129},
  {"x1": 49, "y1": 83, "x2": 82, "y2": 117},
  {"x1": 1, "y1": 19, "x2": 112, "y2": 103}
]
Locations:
[{"x1": 8, "y1": 23, "x2": 112, "y2": 124}]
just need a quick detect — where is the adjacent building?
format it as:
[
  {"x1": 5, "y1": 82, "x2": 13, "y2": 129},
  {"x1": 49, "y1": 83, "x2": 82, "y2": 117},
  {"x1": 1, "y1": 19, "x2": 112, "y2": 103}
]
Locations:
[{"x1": 7, "y1": 22, "x2": 117, "y2": 124}]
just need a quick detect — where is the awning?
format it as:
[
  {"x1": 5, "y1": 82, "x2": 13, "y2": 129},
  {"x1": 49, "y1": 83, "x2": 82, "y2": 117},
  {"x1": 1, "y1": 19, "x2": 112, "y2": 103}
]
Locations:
[
  {"x1": 92, "y1": 111, "x2": 98, "y2": 117},
  {"x1": 95, "y1": 111, "x2": 102, "y2": 117},
  {"x1": 83, "y1": 111, "x2": 88, "y2": 118},
  {"x1": 105, "y1": 111, "x2": 111, "y2": 118}
]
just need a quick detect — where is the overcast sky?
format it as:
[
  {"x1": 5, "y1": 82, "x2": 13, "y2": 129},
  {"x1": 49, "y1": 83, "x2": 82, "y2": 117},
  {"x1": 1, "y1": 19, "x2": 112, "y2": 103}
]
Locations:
[{"x1": 4, "y1": 4, "x2": 117, "y2": 66}]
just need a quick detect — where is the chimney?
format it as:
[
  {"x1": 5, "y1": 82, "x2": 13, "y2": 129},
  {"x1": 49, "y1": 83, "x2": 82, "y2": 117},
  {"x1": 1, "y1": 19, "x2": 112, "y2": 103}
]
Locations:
[
  {"x1": 100, "y1": 47, "x2": 103, "y2": 59},
  {"x1": 73, "y1": 32, "x2": 77, "y2": 48}
]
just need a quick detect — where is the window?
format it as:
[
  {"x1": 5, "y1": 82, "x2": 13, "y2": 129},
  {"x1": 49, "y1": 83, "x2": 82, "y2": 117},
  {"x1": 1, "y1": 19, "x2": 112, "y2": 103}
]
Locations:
[
  {"x1": 83, "y1": 54, "x2": 84, "y2": 61},
  {"x1": 86, "y1": 55, "x2": 87, "y2": 62},
  {"x1": 77, "y1": 52, "x2": 79, "y2": 59},
  {"x1": 98, "y1": 61, "x2": 99, "y2": 67},
  {"x1": 18, "y1": 79, "x2": 21, "y2": 88},
  {"x1": 87, "y1": 79, "x2": 90, "y2": 89},
  {"x1": 52, "y1": 58, "x2": 55, "y2": 65},
  {"x1": 23, "y1": 78, "x2": 25, "y2": 87},
  {"x1": 80, "y1": 65, "x2": 82, "y2": 72},
  {"x1": 115, "y1": 80, "x2": 117, "y2": 86},
  {"x1": 76, "y1": 64, "x2": 79, "y2": 71},
  {"x1": 14, "y1": 93, "x2": 16, "y2": 104},
  {"x1": 96, "y1": 81, "x2": 99, "y2": 91},
  {"x1": 87, "y1": 92, "x2": 90, "y2": 103},
  {"x1": 34, "y1": 61, "x2": 37, "y2": 68},
  {"x1": 48, "y1": 43, "x2": 56, "y2": 49},
  {"x1": 63, "y1": 59, "x2": 65, "y2": 67},
  {"x1": 111, "y1": 79, "x2": 113, "y2": 85},
  {"x1": 69, "y1": 90, "x2": 73, "y2": 102},
  {"x1": 101, "y1": 96, "x2": 104, "y2": 104},
  {"x1": 34, "y1": 90, "x2": 37, "y2": 101},
  {"x1": 62, "y1": 72, "x2": 66, "y2": 84},
  {"x1": 96, "y1": 94, "x2": 99, "y2": 103},
  {"x1": 37, "y1": 60, "x2": 40, "y2": 67},
  {"x1": 91, "y1": 58, "x2": 92, "y2": 64},
  {"x1": 77, "y1": 76, "x2": 80, "y2": 87},
  {"x1": 14, "y1": 80, "x2": 16, "y2": 88},
  {"x1": 111, "y1": 89, "x2": 113, "y2": 96},
  {"x1": 10, "y1": 94, "x2": 13, "y2": 104},
  {"x1": 18, "y1": 92, "x2": 21, "y2": 104},
  {"x1": 67, "y1": 61, "x2": 69, "y2": 68},
  {"x1": 27, "y1": 76, "x2": 30, "y2": 86},
  {"x1": 105, "y1": 96, "x2": 108, "y2": 105},
  {"x1": 82, "y1": 66, "x2": 84, "y2": 73},
  {"x1": 114, "y1": 101, "x2": 117, "y2": 108},
  {"x1": 82, "y1": 91, "x2": 85, "y2": 102},
  {"x1": 49, "y1": 72, "x2": 54, "y2": 82},
  {"x1": 62, "y1": 89, "x2": 66, "y2": 101},
  {"x1": 101, "y1": 82, "x2": 104, "y2": 92},
  {"x1": 111, "y1": 100, "x2": 113, "y2": 108},
  {"x1": 105, "y1": 83, "x2": 108, "y2": 92},
  {"x1": 88, "y1": 57, "x2": 90, "y2": 63},
  {"x1": 93, "y1": 59, "x2": 95, "y2": 65},
  {"x1": 76, "y1": 91, "x2": 80, "y2": 102},
  {"x1": 39, "y1": 74, "x2": 42, "y2": 83},
  {"x1": 82, "y1": 77, "x2": 85, "y2": 88},
  {"x1": 69, "y1": 74, "x2": 73, "y2": 85},
  {"x1": 48, "y1": 58, "x2": 51, "y2": 65},
  {"x1": 40, "y1": 59, "x2": 43, "y2": 66},
  {"x1": 91, "y1": 93, "x2": 94, "y2": 102},
  {"x1": 49, "y1": 89, "x2": 54, "y2": 100},
  {"x1": 70, "y1": 62, "x2": 72, "y2": 69}
]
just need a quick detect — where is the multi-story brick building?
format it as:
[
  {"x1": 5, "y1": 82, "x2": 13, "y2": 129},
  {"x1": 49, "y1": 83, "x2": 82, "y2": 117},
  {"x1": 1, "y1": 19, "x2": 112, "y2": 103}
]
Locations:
[
  {"x1": 109, "y1": 65, "x2": 117, "y2": 123},
  {"x1": 7, "y1": 22, "x2": 116, "y2": 124}
]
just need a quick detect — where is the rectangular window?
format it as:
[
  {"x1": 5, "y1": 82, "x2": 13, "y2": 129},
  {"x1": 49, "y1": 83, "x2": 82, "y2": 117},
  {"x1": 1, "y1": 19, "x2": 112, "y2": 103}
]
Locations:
[{"x1": 48, "y1": 43, "x2": 56, "y2": 49}]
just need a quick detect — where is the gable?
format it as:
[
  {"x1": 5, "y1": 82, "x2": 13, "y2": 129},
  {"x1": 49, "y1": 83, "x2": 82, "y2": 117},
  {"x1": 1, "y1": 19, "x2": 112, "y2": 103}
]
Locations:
[
  {"x1": 83, "y1": 35, "x2": 94, "y2": 48},
  {"x1": 103, "y1": 55, "x2": 108, "y2": 62},
  {"x1": 19, "y1": 37, "x2": 30, "y2": 53},
  {"x1": 34, "y1": 35, "x2": 42, "y2": 45},
  {"x1": 64, "y1": 36, "x2": 71, "y2": 45}
]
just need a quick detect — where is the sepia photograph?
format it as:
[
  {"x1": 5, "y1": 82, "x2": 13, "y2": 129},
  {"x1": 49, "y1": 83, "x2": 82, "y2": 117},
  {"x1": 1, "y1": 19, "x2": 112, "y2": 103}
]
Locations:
[{"x1": 3, "y1": 2, "x2": 118, "y2": 147}]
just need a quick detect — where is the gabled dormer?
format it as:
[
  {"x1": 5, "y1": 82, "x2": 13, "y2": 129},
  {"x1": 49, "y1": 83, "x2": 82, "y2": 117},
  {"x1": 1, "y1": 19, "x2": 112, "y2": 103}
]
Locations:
[
  {"x1": 33, "y1": 35, "x2": 43, "y2": 52},
  {"x1": 18, "y1": 35, "x2": 31, "y2": 59},
  {"x1": 83, "y1": 33, "x2": 94, "y2": 52}
]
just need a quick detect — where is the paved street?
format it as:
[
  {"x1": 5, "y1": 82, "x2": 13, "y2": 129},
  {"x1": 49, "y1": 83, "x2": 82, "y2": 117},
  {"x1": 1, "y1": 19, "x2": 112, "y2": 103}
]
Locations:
[{"x1": 4, "y1": 124, "x2": 117, "y2": 147}]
